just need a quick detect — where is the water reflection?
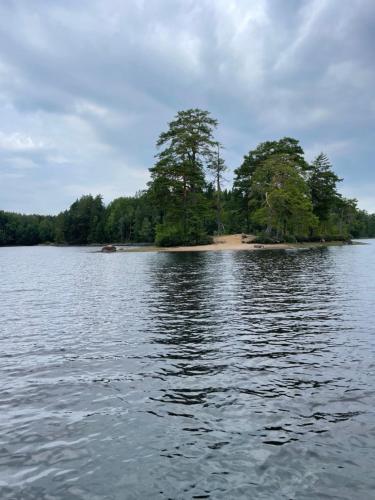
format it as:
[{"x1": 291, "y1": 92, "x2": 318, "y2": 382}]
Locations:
[
  {"x1": 142, "y1": 248, "x2": 375, "y2": 497},
  {"x1": 0, "y1": 244, "x2": 375, "y2": 499}
]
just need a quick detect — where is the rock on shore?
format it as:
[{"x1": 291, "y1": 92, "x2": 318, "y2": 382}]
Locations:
[{"x1": 101, "y1": 245, "x2": 117, "y2": 253}]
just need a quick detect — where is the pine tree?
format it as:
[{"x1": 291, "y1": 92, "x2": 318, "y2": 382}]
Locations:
[
  {"x1": 308, "y1": 153, "x2": 342, "y2": 222},
  {"x1": 233, "y1": 137, "x2": 308, "y2": 232},
  {"x1": 251, "y1": 154, "x2": 317, "y2": 239},
  {"x1": 148, "y1": 109, "x2": 218, "y2": 246},
  {"x1": 207, "y1": 143, "x2": 227, "y2": 235}
]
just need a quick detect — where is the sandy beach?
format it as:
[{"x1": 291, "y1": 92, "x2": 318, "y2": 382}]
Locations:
[
  {"x1": 160, "y1": 234, "x2": 285, "y2": 252},
  {"x1": 116, "y1": 234, "x2": 348, "y2": 253}
]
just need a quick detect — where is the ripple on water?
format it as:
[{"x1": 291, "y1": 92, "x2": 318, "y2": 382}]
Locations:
[{"x1": 0, "y1": 243, "x2": 375, "y2": 499}]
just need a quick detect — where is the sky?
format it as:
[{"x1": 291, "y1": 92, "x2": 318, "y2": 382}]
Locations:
[{"x1": 0, "y1": 0, "x2": 374, "y2": 215}]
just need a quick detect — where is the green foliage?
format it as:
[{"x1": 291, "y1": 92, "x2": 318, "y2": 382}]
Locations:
[
  {"x1": 56, "y1": 195, "x2": 106, "y2": 244},
  {"x1": 104, "y1": 192, "x2": 156, "y2": 243},
  {"x1": 207, "y1": 143, "x2": 227, "y2": 234},
  {"x1": 233, "y1": 137, "x2": 308, "y2": 232},
  {"x1": 254, "y1": 232, "x2": 280, "y2": 244},
  {"x1": 148, "y1": 108, "x2": 218, "y2": 245},
  {"x1": 155, "y1": 223, "x2": 185, "y2": 247},
  {"x1": 251, "y1": 154, "x2": 318, "y2": 239},
  {"x1": 0, "y1": 210, "x2": 56, "y2": 246},
  {"x1": 308, "y1": 153, "x2": 342, "y2": 221},
  {"x1": 1, "y1": 112, "x2": 374, "y2": 246},
  {"x1": 155, "y1": 221, "x2": 212, "y2": 247}
]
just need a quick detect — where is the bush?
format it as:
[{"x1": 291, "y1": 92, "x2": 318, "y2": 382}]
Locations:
[
  {"x1": 186, "y1": 229, "x2": 212, "y2": 246},
  {"x1": 255, "y1": 231, "x2": 352, "y2": 244},
  {"x1": 155, "y1": 223, "x2": 185, "y2": 247},
  {"x1": 322, "y1": 234, "x2": 349, "y2": 242},
  {"x1": 254, "y1": 232, "x2": 280, "y2": 244},
  {"x1": 155, "y1": 223, "x2": 212, "y2": 247},
  {"x1": 283, "y1": 234, "x2": 297, "y2": 243}
]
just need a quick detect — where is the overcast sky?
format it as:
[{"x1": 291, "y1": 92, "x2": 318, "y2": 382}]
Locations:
[{"x1": 0, "y1": 0, "x2": 374, "y2": 215}]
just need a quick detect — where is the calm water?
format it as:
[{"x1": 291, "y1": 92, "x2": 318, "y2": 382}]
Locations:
[{"x1": 1, "y1": 242, "x2": 375, "y2": 499}]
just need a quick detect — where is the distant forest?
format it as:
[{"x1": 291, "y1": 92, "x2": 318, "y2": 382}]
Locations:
[{"x1": 1, "y1": 109, "x2": 375, "y2": 247}]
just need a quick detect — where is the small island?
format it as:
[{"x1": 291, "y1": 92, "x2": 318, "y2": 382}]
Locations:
[
  {"x1": 1, "y1": 109, "x2": 374, "y2": 248},
  {"x1": 110, "y1": 233, "x2": 357, "y2": 254}
]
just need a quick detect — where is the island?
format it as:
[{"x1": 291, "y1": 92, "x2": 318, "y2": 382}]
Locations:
[{"x1": 1, "y1": 109, "x2": 374, "y2": 248}]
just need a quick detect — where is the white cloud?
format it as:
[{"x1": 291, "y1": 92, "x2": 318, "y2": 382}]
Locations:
[{"x1": 0, "y1": 131, "x2": 46, "y2": 152}]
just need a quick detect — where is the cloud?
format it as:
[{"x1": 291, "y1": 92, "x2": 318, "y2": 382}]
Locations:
[
  {"x1": 0, "y1": 131, "x2": 47, "y2": 152},
  {"x1": 0, "y1": 0, "x2": 374, "y2": 213}
]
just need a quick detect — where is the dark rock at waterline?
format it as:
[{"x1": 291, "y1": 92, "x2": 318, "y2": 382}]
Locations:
[{"x1": 101, "y1": 245, "x2": 117, "y2": 253}]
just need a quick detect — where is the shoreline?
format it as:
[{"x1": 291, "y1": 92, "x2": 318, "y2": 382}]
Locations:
[
  {"x1": 114, "y1": 234, "x2": 361, "y2": 253},
  {"x1": 1, "y1": 237, "x2": 366, "y2": 251}
]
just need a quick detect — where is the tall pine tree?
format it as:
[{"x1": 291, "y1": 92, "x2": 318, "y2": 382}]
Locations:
[{"x1": 148, "y1": 109, "x2": 218, "y2": 246}]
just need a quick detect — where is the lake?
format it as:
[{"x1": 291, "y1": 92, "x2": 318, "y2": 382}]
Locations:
[{"x1": 1, "y1": 242, "x2": 375, "y2": 499}]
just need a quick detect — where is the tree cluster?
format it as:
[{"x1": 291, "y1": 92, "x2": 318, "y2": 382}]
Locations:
[{"x1": 1, "y1": 109, "x2": 374, "y2": 246}]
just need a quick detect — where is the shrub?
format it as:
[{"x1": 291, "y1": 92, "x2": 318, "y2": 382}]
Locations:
[
  {"x1": 155, "y1": 223, "x2": 185, "y2": 247},
  {"x1": 254, "y1": 232, "x2": 280, "y2": 244},
  {"x1": 283, "y1": 234, "x2": 297, "y2": 243},
  {"x1": 186, "y1": 229, "x2": 212, "y2": 246},
  {"x1": 155, "y1": 223, "x2": 212, "y2": 247},
  {"x1": 322, "y1": 234, "x2": 350, "y2": 242}
]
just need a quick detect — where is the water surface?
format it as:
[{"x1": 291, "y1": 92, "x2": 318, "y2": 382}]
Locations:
[{"x1": 1, "y1": 242, "x2": 375, "y2": 499}]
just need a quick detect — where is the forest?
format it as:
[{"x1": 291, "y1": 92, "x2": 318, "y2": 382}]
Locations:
[{"x1": 1, "y1": 109, "x2": 375, "y2": 247}]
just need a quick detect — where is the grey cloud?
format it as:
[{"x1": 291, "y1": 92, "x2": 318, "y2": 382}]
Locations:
[{"x1": 0, "y1": 0, "x2": 374, "y2": 213}]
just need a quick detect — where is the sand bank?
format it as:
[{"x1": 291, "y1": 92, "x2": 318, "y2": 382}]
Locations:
[{"x1": 116, "y1": 234, "x2": 348, "y2": 253}]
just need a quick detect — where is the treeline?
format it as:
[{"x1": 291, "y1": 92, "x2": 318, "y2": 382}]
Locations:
[
  {"x1": 0, "y1": 211, "x2": 55, "y2": 246},
  {"x1": 1, "y1": 108, "x2": 375, "y2": 246}
]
